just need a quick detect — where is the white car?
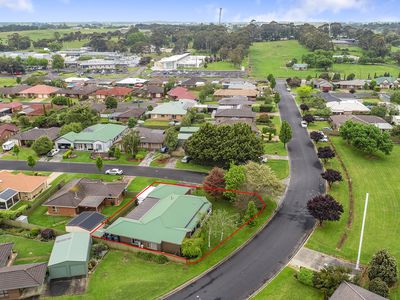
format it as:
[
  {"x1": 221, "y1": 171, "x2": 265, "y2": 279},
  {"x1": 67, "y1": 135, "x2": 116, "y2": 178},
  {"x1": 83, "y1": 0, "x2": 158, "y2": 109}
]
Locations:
[
  {"x1": 181, "y1": 156, "x2": 191, "y2": 163},
  {"x1": 105, "y1": 168, "x2": 123, "y2": 175},
  {"x1": 47, "y1": 148, "x2": 60, "y2": 157},
  {"x1": 287, "y1": 87, "x2": 291, "y2": 92},
  {"x1": 301, "y1": 121, "x2": 308, "y2": 128}
]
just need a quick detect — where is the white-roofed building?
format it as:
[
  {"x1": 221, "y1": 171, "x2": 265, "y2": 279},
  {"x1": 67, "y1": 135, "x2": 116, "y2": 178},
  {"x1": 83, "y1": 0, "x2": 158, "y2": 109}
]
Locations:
[
  {"x1": 326, "y1": 100, "x2": 370, "y2": 115},
  {"x1": 153, "y1": 53, "x2": 206, "y2": 70},
  {"x1": 116, "y1": 78, "x2": 148, "y2": 86}
]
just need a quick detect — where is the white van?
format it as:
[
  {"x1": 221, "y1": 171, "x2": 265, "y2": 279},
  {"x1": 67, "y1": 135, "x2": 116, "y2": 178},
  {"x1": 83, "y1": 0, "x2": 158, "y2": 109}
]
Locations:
[{"x1": 2, "y1": 140, "x2": 15, "y2": 151}]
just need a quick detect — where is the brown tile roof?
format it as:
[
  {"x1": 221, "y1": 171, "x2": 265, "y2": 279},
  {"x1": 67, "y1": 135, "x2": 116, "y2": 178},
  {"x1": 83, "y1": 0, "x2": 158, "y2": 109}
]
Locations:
[
  {"x1": 135, "y1": 127, "x2": 165, "y2": 144},
  {"x1": 0, "y1": 124, "x2": 18, "y2": 136},
  {"x1": 0, "y1": 262, "x2": 47, "y2": 290},
  {"x1": 116, "y1": 108, "x2": 146, "y2": 119},
  {"x1": 330, "y1": 115, "x2": 390, "y2": 127},
  {"x1": 0, "y1": 243, "x2": 13, "y2": 267},
  {"x1": 43, "y1": 178, "x2": 128, "y2": 208},
  {"x1": 95, "y1": 87, "x2": 133, "y2": 96},
  {"x1": 0, "y1": 102, "x2": 23, "y2": 110},
  {"x1": 214, "y1": 89, "x2": 258, "y2": 97},
  {"x1": 19, "y1": 84, "x2": 60, "y2": 95},
  {"x1": 330, "y1": 281, "x2": 387, "y2": 300},
  {"x1": 0, "y1": 85, "x2": 30, "y2": 95},
  {"x1": 218, "y1": 96, "x2": 252, "y2": 106},
  {"x1": 12, "y1": 127, "x2": 60, "y2": 141},
  {"x1": 146, "y1": 85, "x2": 165, "y2": 94},
  {"x1": 215, "y1": 118, "x2": 259, "y2": 133},
  {"x1": 0, "y1": 172, "x2": 48, "y2": 193}
]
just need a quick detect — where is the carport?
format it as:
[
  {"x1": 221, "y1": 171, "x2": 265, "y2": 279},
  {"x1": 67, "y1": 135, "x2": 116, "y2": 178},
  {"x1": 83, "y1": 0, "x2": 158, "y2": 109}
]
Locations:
[{"x1": 48, "y1": 232, "x2": 91, "y2": 280}]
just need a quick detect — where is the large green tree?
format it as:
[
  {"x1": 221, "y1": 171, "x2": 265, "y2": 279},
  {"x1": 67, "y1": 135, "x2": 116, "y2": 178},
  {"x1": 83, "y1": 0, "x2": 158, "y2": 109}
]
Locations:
[
  {"x1": 184, "y1": 123, "x2": 263, "y2": 167},
  {"x1": 279, "y1": 121, "x2": 292, "y2": 148},
  {"x1": 32, "y1": 136, "x2": 53, "y2": 156},
  {"x1": 368, "y1": 249, "x2": 398, "y2": 287},
  {"x1": 164, "y1": 127, "x2": 178, "y2": 152},
  {"x1": 122, "y1": 130, "x2": 140, "y2": 158},
  {"x1": 51, "y1": 54, "x2": 64, "y2": 71}
]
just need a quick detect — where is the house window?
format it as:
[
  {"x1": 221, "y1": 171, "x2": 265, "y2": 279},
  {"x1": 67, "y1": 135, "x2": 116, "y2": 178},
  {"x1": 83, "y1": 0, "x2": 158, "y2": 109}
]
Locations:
[
  {"x1": 149, "y1": 242, "x2": 158, "y2": 250},
  {"x1": 0, "y1": 290, "x2": 9, "y2": 298},
  {"x1": 51, "y1": 206, "x2": 59, "y2": 213}
]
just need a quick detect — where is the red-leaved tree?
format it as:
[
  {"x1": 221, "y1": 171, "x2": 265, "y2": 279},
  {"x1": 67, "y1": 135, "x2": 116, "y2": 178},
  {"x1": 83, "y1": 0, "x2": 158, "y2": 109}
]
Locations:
[
  {"x1": 203, "y1": 167, "x2": 226, "y2": 199},
  {"x1": 307, "y1": 194, "x2": 343, "y2": 225}
]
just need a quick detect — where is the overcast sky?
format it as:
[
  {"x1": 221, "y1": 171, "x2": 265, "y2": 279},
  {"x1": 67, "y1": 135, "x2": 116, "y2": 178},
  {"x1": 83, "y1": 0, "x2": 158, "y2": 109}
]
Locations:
[{"x1": 0, "y1": 0, "x2": 398, "y2": 23}]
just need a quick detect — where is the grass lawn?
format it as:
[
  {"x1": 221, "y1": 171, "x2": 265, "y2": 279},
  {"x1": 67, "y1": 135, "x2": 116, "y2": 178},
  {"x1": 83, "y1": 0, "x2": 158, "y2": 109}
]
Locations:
[
  {"x1": 307, "y1": 136, "x2": 400, "y2": 266},
  {"x1": 266, "y1": 159, "x2": 289, "y2": 180},
  {"x1": 264, "y1": 142, "x2": 288, "y2": 156},
  {"x1": 28, "y1": 205, "x2": 71, "y2": 231},
  {"x1": 252, "y1": 267, "x2": 323, "y2": 300},
  {"x1": 175, "y1": 160, "x2": 213, "y2": 173},
  {"x1": 143, "y1": 119, "x2": 171, "y2": 129},
  {"x1": 127, "y1": 176, "x2": 177, "y2": 193},
  {"x1": 0, "y1": 234, "x2": 53, "y2": 265},
  {"x1": 0, "y1": 28, "x2": 111, "y2": 41},
  {"x1": 101, "y1": 196, "x2": 133, "y2": 217},
  {"x1": 58, "y1": 197, "x2": 277, "y2": 300},
  {"x1": 249, "y1": 40, "x2": 400, "y2": 79},
  {"x1": 1, "y1": 147, "x2": 38, "y2": 161},
  {"x1": 63, "y1": 150, "x2": 148, "y2": 165},
  {"x1": 307, "y1": 121, "x2": 331, "y2": 131},
  {"x1": 201, "y1": 61, "x2": 240, "y2": 71},
  {"x1": 0, "y1": 77, "x2": 17, "y2": 87}
]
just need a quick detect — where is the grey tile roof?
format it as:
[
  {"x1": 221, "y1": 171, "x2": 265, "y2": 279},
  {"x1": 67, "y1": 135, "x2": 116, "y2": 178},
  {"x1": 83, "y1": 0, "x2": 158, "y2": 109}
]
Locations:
[
  {"x1": 136, "y1": 127, "x2": 165, "y2": 144},
  {"x1": 125, "y1": 197, "x2": 160, "y2": 220},
  {"x1": 0, "y1": 262, "x2": 47, "y2": 290},
  {"x1": 330, "y1": 282, "x2": 387, "y2": 300},
  {"x1": 0, "y1": 243, "x2": 13, "y2": 267},
  {"x1": 12, "y1": 127, "x2": 60, "y2": 141},
  {"x1": 0, "y1": 85, "x2": 30, "y2": 95},
  {"x1": 215, "y1": 108, "x2": 256, "y2": 118}
]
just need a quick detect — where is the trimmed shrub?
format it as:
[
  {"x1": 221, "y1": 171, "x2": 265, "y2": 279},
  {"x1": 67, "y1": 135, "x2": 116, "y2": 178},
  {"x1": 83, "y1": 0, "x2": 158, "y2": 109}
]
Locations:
[
  {"x1": 136, "y1": 251, "x2": 168, "y2": 264},
  {"x1": 297, "y1": 267, "x2": 315, "y2": 287},
  {"x1": 182, "y1": 237, "x2": 203, "y2": 258},
  {"x1": 63, "y1": 149, "x2": 72, "y2": 159},
  {"x1": 369, "y1": 278, "x2": 389, "y2": 298},
  {"x1": 40, "y1": 228, "x2": 55, "y2": 241},
  {"x1": 259, "y1": 104, "x2": 274, "y2": 112}
]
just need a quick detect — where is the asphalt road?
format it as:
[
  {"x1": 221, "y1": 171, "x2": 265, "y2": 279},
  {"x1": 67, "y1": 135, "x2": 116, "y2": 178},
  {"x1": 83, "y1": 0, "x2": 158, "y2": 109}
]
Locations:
[
  {"x1": 0, "y1": 160, "x2": 205, "y2": 184},
  {"x1": 165, "y1": 80, "x2": 325, "y2": 300}
]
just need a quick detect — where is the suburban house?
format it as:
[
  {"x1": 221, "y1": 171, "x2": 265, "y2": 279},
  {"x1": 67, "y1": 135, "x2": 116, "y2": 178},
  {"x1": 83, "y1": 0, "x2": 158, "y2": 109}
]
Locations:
[
  {"x1": 18, "y1": 103, "x2": 55, "y2": 117},
  {"x1": 153, "y1": 53, "x2": 206, "y2": 70},
  {"x1": 55, "y1": 86, "x2": 100, "y2": 100},
  {"x1": 66, "y1": 211, "x2": 106, "y2": 233},
  {"x1": 146, "y1": 101, "x2": 192, "y2": 121},
  {"x1": 0, "y1": 171, "x2": 48, "y2": 201},
  {"x1": 313, "y1": 79, "x2": 334, "y2": 92},
  {"x1": 101, "y1": 184, "x2": 212, "y2": 256},
  {"x1": 0, "y1": 85, "x2": 30, "y2": 98},
  {"x1": 326, "y1": 100, "x2": 370, "y2": 115},
  {"x1": 178, "y1": 127, "x2": 200, "y2": 142},
  {"x1": 111, "y1": 107, "x2": 147, "y2": 123},
  {"x1": 213, "y1": 89, "x2": 258, "y2": 100},
  {"x1": 336, "y1": 79, "x2": 367, "y2": 90},
  {"x1": 214, "y1": 107, "x2": 256, "y2": 122},
  {"x1": 55, "y1": 123, "x2": 128, "y2": 152},
  {"x1": 147, "y1": 77, "x2": 168, "y2": 86},
  {"x1": 19, "y1": 85, "x2": 60, "y2": 99},
  {"x1": 375, "y1": 77, "x2": 399, "y2": 89},
  {"x1": 292, "y1": 63, "x2": 308, "y2": 71},
  {"x1": 222, "y1": 79, "x2": 257, "y2": 90},
  {"x1": 167, "y1": 87, "x2": 196, "y2": 100},
  {"x1": 43, "y1": 178, "x2": 128, "y2": 216},
  {"x1": 0, "y1": 124, "x2": 18, "y2": 142},
  {"x1": 0, "y1": 102, "x2": 23, "y2": 115},
  {"x1": 115, "y1": 78, "x2": 148, "y2": 87},
  {"x1": 135, "y1": 127, "x2": 165, "y2": 150},
  {"x1": 141, "y1": 85, "x2": 165, "y2": 99},
  {"x1": 95, "y1": 87, "x2": 133, "y2": 100},
  {"x1": 330, "y1": 115, "x2": 393, "y2": 131},
  {"x1": 48, "y1": 232, "x2": 91, "y2": 280},
  {"x1": 0, "y1": 262, "x2": 47, "y2": 300},
  {"x1": 11, "y1": 127, "x2": 60, "y2": 146},
  {"x1": 180, "y1": 77, "x2": 207, "y2": 88},
  {"x1": 218, "y1": 96, "x2": 253, "y2": 108},
  {"x1": 0, "y1": 243, "x2": 13, "y2": 267},
  {"x1": 330, "y1": 281, "x2": 386, "y2": 300},
  {"x1": 215, "y1": 118, "x2": 260, "y2": 133}
]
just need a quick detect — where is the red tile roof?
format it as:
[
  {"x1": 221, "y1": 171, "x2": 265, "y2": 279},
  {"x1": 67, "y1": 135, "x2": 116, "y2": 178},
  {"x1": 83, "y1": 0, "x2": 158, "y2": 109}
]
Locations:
[
  {"x1": 96, "y1": 87, "x2": 133, "y2": 96},
  {"x1": 0, "y1": 102, "x2": 23, "y2": 110},
  {"x1": 19, "y1": 85, "x2": 60, "y2": 95},
  {"x1": 167, "y1": 87, "x2": 196, "y2": 100},
  {"x1": 0, "y1": 124, "x2": 18, "y2": 136}
]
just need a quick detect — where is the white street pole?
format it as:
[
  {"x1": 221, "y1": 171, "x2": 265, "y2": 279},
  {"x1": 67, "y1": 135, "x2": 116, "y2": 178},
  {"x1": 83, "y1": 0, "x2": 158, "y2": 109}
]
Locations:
[{"x1": 356, "y1": 192, "x2": 369, "y2": 270}]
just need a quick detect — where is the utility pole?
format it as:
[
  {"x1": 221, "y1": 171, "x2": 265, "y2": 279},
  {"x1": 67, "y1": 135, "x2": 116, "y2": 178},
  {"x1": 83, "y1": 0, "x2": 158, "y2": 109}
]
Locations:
[
  {"x1": 356, "y1": 192, "x2": 369, "y2": 270},
  {"x1": 219, "y1": 8, "x2": 222, "y2": 25}
]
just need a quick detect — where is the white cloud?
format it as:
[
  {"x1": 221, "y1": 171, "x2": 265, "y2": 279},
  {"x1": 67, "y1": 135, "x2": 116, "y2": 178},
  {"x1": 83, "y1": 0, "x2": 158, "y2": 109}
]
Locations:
[
  {"x1": 246, "y1": 0, "x2": 369, "y2": 22},
  {"x1": 0, "y1": 0, "x2": 33, "y2": 11}
]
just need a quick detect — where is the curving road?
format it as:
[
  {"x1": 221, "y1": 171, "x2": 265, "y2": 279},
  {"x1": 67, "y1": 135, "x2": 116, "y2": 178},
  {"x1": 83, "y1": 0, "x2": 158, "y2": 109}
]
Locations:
[
  {"x1": 0, "y1": 160, "x2": 205, "y2": 184},
  {"x1": 165, "y1": 80, "x2": 325, "y2": 300}
]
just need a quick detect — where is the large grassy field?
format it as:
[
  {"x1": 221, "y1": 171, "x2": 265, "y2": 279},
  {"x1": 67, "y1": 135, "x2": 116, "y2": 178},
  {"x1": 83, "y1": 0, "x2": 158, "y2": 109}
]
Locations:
[
  {"x1": 249, "y1": 41, "x2": 400, "y2": 79},
  {"x1": 0, "y1": 77, "x2": 18, "y2": 87},
  {"x1": 252, "y1": 267, "x2": 323, "y2": 300},
  {"x1": 307, "y1": 136, "x2": 400, "y2": 266}
]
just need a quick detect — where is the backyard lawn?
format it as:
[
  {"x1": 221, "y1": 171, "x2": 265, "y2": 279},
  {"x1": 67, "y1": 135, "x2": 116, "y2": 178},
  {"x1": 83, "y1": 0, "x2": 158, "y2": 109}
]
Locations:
[
  {"x1": 1, "y1": 147, "x2": 38, "y2": 161},
  {"x1": 249, "y1": 40, "x2": 400, "y2": 79},
  {"x1": 0, "y1": 234, "x2": 53, "y2": 265},
  {"x1": 143, "y1": 119, "x2": 171, "y2": 129},
  {"x1": 127, "y1": 176, "x2": 177, "y2": 193},
  {"x1": 307, "y1": 136, "x2": 400, "y2": 266},
  {"x1": 0, "y1": 77, "x2": 17, "y2": 87},
  {"x1": 252, "y1": 267, "x2": 323, "y2": 300}
]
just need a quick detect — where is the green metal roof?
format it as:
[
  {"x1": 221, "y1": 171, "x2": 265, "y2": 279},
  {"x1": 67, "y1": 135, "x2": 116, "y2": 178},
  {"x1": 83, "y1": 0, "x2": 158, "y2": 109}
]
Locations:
[
  {"x1": 48, "y1": 232, "x2": 91, "y2": 266},
  {"x1": 146, "y1": 102, "x2": 187, "y2": 116},
  {"x1": 375, "y1": 77, "x2": 397, "y2": 85},
  {"x1": 105, "y1": 185, "x2": 211, "y2": 245},
  {"x1": 178, "y1": 133, "x2": 193, "y2": 140},
  {"x1": 59, "y1": 124, "x2": 127, "y2": 143},
  {"x1": 148, "y1": 184, "x2": 190, "y2": 199}
]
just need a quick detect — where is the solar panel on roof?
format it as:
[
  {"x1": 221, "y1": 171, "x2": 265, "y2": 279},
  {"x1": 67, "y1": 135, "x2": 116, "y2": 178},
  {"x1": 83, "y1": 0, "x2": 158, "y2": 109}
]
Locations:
[{"x1": 0, "y1": 188, "x2": 18, "y2": 201}]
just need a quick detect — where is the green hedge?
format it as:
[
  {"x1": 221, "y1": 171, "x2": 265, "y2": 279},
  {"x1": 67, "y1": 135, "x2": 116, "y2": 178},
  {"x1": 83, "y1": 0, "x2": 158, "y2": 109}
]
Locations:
[{"x1": 25, "y1": 180, "x2": 65, "y2": 216}]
